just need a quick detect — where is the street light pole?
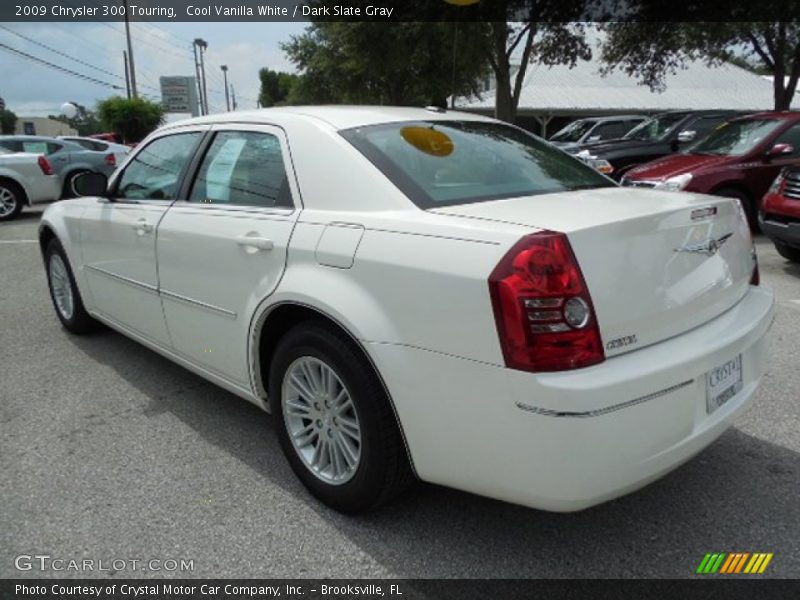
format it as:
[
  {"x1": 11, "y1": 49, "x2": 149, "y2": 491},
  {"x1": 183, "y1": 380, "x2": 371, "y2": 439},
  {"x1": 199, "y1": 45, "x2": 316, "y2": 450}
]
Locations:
[
  {"x1": 193, "y1": 38, "x2": 208, "y2": 115},
  {"x1": 122, "y1": 0, "x2": 137, "y2": 98},
  {"x1": 221, "y1": 65, "x2": 230, "y2": 111}
]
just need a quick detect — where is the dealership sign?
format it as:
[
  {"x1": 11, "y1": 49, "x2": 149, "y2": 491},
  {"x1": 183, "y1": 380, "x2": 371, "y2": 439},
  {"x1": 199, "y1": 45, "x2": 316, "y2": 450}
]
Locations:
[{"x1": 160, "y1": 76, "x2": 199, "y2": 116}]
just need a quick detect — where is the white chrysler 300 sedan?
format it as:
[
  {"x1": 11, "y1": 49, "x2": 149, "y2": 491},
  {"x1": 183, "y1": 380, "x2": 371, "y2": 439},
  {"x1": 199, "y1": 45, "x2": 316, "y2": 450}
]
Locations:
[{"x1": 39, "y1": 106, "x2": 774, "y2": 513}]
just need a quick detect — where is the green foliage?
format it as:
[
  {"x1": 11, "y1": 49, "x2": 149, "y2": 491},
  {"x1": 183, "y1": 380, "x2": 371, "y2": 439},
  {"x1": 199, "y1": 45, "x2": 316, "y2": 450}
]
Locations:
[
  {"x1": 258, "y1": 68, "x2": 300, "y2": 107},
  {"x1": 48, "y1": 101, "x2": 103, "y2": 136},
  {"x1": 0, "y1": 108, "x2": 17, "y2": 134},
  {"x1": 96, "y1": 96, "x2": 164, "y2": 143},
  {"x1": 601, "y1": 22, "x2": 800, "y2": 111},
  {"x1": 281, "y1": 22, "x2": 490, "y2": 107}
]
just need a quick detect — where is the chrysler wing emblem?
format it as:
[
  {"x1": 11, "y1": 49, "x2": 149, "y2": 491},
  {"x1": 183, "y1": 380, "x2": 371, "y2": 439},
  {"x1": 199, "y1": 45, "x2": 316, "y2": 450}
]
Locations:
[{"x1": 674, "y1": 233, "x2": 733, "y2": 257}]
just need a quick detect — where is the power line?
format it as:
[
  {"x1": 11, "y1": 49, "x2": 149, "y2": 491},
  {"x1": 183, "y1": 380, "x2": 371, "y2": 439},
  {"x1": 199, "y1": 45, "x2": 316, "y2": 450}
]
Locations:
[
  {"x1": 0, "y1": 42, "x2": 125, "y2": 90},
  {"x1": 0, "y1": 24, "x2": 125, "y2": 81}
]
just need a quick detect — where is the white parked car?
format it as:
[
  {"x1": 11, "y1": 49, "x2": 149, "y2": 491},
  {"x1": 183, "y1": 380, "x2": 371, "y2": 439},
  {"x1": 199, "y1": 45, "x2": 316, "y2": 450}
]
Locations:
[
  {"x1": 39, "y1": 107, "x2": 774, "y2": 513},
  {"x1": 0, "y1": 148, "x2": 60, "y2": 220}
]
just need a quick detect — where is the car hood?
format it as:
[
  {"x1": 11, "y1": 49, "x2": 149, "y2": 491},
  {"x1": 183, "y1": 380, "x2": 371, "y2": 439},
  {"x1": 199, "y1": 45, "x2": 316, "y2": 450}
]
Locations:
[{"x1": 626, "y1": 153, "x2": 733, "y2": 181}]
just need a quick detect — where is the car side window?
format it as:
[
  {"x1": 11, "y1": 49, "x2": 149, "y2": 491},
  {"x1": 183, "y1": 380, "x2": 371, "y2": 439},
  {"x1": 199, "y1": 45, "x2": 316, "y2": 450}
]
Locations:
[
  {"x1": 188, "y1": 131, "x2": 293, "y2": 208},
  {"x1": 0, "y1": 140, "x2": 22, "y2": 152},
  {"x1": 687, "y1": 116, "x2": 727, "y2": 140},
  {"x1": 773, "y1": 123, "x2": 800, "y2": 157},
  {"x1": 591, "y1": 121, "x2": 629, "y2": 141},
  {"x1": 47, "y1": 143, "x2": 64, "y2": 154},
  {"x1": 115, "y1": 133, "x2": 200, "y2": 201},
  {"x1": 22, "y1": 141, "x2": 49, "y2": 154}
]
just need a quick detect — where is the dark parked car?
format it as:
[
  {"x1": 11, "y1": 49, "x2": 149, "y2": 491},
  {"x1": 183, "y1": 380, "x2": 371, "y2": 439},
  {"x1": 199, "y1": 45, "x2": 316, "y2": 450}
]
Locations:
[
  {"x1": 622, "y1": 111, "x2": 800, "y2": 225},
  {"x1": 573, "y1": 110, "x2": 741, "y2": 179},
  {"x1": 548, "y1": 115, "x2": 647, "y2": 153},
  {"x1": 760, "y1": 167, "x2": 800, "y2": 262}
]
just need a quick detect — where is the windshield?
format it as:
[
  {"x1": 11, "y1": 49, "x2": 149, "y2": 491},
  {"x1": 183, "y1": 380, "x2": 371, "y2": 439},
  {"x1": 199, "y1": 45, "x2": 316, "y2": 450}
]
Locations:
[
  {"x1": 624, "y1": 113, "x2": 686, "y2": 142},
  {"x1": 690, "y1": 119, "x2": 783, "y2": 156},
  {"x1": 550, "y1": 120, "x2": 596, "y2": 143},
  {"x1": 341, "y1": 121, "x2": 615, "y2": 208}
]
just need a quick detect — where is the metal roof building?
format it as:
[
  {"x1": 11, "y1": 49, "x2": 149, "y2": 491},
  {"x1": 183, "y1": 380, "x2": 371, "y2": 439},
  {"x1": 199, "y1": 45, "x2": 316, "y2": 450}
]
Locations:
[{"x1": 457, "y1": 54, "x2": 788, "y2": 136}]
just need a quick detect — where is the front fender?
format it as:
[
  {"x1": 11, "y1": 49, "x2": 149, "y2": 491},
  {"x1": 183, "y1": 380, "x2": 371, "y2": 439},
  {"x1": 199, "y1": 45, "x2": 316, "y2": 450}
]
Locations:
[{"x1": 39, "y1": 199, "x2": 93, "y2": 306}]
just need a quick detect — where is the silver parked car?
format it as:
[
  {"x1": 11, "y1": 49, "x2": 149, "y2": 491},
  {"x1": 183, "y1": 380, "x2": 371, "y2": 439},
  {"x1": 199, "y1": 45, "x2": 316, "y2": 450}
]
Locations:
[
  {"x1": 0, "y1": 136, "x2": 117, "y2": 198},
  {"x1": 549, "y1": 115, "x2": 648, "y2": 152},
  {"x1": 57, "y1": 135, "x2": 130, "y2": 167}
]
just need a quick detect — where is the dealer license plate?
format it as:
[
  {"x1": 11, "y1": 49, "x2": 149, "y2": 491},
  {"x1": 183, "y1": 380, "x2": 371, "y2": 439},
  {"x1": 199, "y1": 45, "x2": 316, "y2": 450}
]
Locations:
[{"x1": 706, "y1": 354, "x2": 743, "y2": 414}]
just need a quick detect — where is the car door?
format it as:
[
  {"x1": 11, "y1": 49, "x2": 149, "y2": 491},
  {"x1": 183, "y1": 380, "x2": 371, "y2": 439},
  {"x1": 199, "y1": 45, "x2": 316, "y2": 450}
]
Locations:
[
  {"x1": 79, "y1": 129, "x2": 205, "y2": 346},
  {"x1": 156, "y1": 125, "x2": 301, "y2": 387}
]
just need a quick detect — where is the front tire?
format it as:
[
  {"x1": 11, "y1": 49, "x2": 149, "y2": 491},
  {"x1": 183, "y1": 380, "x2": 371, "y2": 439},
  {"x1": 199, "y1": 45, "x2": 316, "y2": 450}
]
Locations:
[
  {"x1": 269, "y1": 322, "x2": 413, "y2": 513},
  {"x1": 0, "y1": 180, "x2": 24, "y2": 221},
  {"x1": 775, "y1": 241, "x2": 800, "y2": 263},
  {"x1": 45, "y1": 239, "x2": 99, "y2": 334}
]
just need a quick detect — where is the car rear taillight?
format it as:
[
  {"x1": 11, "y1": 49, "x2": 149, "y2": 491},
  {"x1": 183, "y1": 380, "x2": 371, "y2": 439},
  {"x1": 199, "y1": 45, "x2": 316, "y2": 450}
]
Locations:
[
  {"x1": 37, "y1": 155, "x2": 54, "y2": 175},
  {"x1": 104, "y1": 153, "x2": 116, "y2": 167},
  {"x1": 488, "y1": 231, "x2": 605, "y2": 372}
]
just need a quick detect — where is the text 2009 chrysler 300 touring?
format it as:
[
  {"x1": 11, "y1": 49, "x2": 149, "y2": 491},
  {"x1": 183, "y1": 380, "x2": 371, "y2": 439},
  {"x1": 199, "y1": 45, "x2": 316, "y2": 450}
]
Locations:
[{"x1": 39, "y1": 106, "x2": 774, "y2": 513}]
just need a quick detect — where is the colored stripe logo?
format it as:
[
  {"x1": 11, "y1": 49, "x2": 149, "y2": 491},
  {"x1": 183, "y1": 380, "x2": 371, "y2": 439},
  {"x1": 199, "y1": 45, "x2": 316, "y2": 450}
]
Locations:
[{"x1": 696, "y1": 553, "x2": 773, "y2": 574}]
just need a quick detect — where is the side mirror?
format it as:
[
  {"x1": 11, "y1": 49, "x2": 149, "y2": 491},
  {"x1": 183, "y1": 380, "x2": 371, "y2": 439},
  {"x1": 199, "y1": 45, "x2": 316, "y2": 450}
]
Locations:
[
  {"x1": 766, "y1": 143, "x2": 794, "y2": 158},
  {"x1": 73, "y1": 171, "x2": 109, "y2": 197},
  {"x1": 677, "y1": 130, "x2": 697, "y2": 143}
]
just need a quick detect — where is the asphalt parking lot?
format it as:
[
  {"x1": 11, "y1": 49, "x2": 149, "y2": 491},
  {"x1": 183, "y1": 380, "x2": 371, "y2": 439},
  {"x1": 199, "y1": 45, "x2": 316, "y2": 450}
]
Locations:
[{"x1": 1, "y1": 206, "x2": 799, "y2": 579}]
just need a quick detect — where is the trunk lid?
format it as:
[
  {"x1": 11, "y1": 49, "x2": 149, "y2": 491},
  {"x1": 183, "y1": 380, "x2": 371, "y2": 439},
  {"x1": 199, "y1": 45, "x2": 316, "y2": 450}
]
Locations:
[{"x1": 430, "y1": 187, "x2": 755, "y2": 357}]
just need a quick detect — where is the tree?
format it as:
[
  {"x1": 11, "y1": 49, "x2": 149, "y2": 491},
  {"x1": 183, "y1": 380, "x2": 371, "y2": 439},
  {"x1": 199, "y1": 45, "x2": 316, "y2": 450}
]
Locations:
[
  {"x1": 601, "y1": 22, "x2": 800, "y2": 111},
  {"x1": 96, "y1": 96, "x2": 164, "y2": 143},
  {"x1": 258, "y1": 68, "x2": 300, "y2": 107},
  {"x1": 0, "y1": 108, "x2": 17, "y2": 134},
  {"x1": 282, "y1": 22, "x2": 489, "y2": 107},
  {"x1": 48, "y1": 102, "x2": 102, "y2": 136}
]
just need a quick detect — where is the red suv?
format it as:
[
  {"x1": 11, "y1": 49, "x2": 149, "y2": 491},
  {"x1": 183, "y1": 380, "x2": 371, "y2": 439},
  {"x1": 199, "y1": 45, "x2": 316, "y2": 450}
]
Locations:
[
  {"x1": 622, "y1": 111, "x2": 800, "y2": 225},
  {"x1": 760, "y1": 168, "x2": 800, "y2": 262}
]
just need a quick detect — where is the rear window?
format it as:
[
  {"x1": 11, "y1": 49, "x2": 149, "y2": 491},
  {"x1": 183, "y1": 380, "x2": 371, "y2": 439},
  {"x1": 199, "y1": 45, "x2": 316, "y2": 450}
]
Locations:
[{"x1": 341, "y1": 120, "x2": 614, "y2": 208}]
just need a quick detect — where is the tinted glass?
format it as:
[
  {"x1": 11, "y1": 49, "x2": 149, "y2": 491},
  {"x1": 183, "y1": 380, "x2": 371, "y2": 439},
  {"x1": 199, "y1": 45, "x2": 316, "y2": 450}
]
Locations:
[
  {"x1": 550, "y1": 120, "x2": 596, "y2": 143},
  {"x1": 116, "y1": 133, "x2": 200, "y2": 200},
  {"x1": 590, "y1": 121, "x2": 629, "y2": 141},
  {"x1": 189, "y1": 131, "x2": 292, "y2": 208},
  {"x1": 0, "y1": 140, "x2": 22, "y2": 152},
  {"x1": 685, "y1": 116, "x2": 728, "y2": 140},
  {"x1": 691, "y1": 119, "x2": 782, "y2": 156},
  {"x1": 624, "y1": 113, "x2": 687, "y2": 141},
  {"x1": 773, "y1": 123, "x2": 800, "y2": 157},
  {"x1": 342, "y1": 121, "x2": 615, "y2": 208}
]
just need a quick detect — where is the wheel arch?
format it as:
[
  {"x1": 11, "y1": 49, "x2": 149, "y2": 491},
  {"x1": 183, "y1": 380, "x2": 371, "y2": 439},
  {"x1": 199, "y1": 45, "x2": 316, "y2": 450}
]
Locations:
[
  {"x1": 710, "y1": 181, "x2": 753, "y2": 202},
  {"x1": 250, "y1": 300, "x2": 417, "y2": 476},
  {"x1": 0, "y1": 175, "x2": 30, "y2": 206}
]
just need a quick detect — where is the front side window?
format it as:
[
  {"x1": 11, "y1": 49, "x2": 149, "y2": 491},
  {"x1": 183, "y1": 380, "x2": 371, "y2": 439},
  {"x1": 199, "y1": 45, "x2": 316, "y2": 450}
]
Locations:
[
  {"x1": 116, "y1": 133, "x2": 200, "y2": 200},
  {"x1": 590, "y1": 121, "x2": 629, "y2": 141},
  {"x1": 189, "y1": 131, "x2": 292, "y2": 208},
  {"x1": 342, "y1": 120, "x2": 615, "y2": 208},
  {"x1": 690, "y1": 119, "x2": 783, "y2": 156}
]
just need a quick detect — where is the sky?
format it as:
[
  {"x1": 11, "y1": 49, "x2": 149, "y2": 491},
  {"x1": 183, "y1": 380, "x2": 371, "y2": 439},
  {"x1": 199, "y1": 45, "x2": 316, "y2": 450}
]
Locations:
[{"x1": 0, "y1": 21, "x2": 307, "y2": 117}]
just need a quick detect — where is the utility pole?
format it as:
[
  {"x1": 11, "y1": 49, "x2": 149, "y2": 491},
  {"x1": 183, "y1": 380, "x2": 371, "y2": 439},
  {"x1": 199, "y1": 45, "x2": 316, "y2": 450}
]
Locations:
[
  {"x1": 123, "y1": 51, "x2": 131, "y2": 99},
  {"x1": 193, "y1": 38, "x2": 209, "y2": 114},
  {"x1": 230, "y1": 84, "x2": 237, "y2": 111},
  {"x1": 192, "y1": 42, "x2": 204, "y2": 116},
  {"x1": 122, "y1": 0, "x2": 137, "y2": 98},
  {"x1": 221, "y1": 65, "x2": 230, "y2": 111}
]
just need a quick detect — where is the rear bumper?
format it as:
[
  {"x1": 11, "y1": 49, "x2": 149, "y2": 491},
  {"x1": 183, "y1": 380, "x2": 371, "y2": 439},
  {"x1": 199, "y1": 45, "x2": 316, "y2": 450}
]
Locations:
[
  {"x1": 26, "y1": 174, "x2": 61, "y2": 204},
  {"x1": 368, "y1": 286, "x2": 774, "y2": 512}
]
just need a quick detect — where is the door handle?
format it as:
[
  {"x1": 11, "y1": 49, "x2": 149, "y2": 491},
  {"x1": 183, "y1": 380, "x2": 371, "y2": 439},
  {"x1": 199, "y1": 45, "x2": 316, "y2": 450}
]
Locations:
[
  {"x1": 236, "y1": 234, "x2": 274, "y2": 251},
  {"x1": 132, "y1": 218, "x2": 154, "y2": 234}
]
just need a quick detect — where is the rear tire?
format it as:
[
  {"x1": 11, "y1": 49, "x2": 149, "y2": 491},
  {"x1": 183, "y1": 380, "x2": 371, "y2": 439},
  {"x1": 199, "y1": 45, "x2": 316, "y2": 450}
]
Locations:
[
  {"x1": 0, "y1": 180, "x2": 24, "y2": 221},
  {"x1": 775, "y1": 241, "x2": 800, "y2": 263},
  {"x1": 62, "y1": 170, "x2": 90, "y2": 199},
  {"x1": 716, "y1": 187, "x2": 756, "y2": 229},
  {"x1": 269, "y1": 322, "x2": 413, "y2": 513},
  {"x1": 45, "y1": 239, "x2": 99, "y2": 334}
]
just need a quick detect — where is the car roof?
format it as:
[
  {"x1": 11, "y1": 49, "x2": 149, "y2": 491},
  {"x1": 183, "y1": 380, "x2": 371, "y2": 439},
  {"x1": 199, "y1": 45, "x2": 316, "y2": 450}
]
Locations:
[
  {"x1": 575, "y1": 115, "x2": 647, "y2": 123},
  {"x1": 0, "y1": 135, "x2": 59, "y2": 141},
  {"x1": 165, "y1": 105, "x2": 497, "y2": 132},
  {"x1": 731, "y1": 110, "x2": 800, "y2": 121}
]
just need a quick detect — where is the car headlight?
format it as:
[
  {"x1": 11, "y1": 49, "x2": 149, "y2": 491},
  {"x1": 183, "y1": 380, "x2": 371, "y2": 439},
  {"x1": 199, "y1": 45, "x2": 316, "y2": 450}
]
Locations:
[
  {"x1": 588, "y1": 158, "x2": 614, "y2": 175},
  {"x1": 768, "y1": 169, "x2": 785, "y2": 194},
  {"x1": 655, "y1": 173, "x2": 692, "y2": 191}
]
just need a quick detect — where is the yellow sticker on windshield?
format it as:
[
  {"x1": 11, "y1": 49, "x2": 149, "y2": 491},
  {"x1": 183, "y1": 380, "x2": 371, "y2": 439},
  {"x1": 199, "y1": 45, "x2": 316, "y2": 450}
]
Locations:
[{"x1": 400, "y1": 127, "x2": 454, "y2": 157}]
